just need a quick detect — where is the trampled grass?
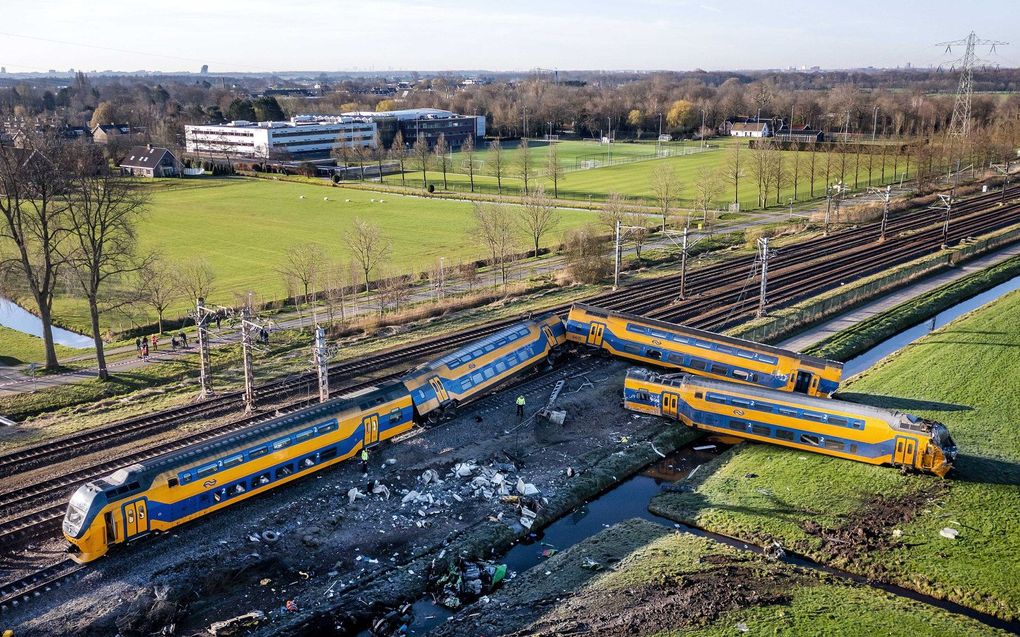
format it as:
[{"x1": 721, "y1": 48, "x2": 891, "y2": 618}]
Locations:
[{"x1": 651, "y1": 289, "x2": 1020, "y2": 620}]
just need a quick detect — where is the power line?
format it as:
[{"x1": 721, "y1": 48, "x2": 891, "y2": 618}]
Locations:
[{"x1": 936, "y1": 32, "x2": 1009, "y2": 139}]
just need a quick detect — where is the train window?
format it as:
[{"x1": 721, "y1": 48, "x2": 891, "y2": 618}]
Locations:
[
  {"x1": 255, "y1": 473, "x2": 271, "y2": 487},
  {"x1": 276, "y1": 464, "x2": 293, "y2": 479},
  {"x1": 751, "y1": 424, "x2": 771, "y2": 436},
  {"x1": 728, "y1": 419, "x2": 747, "y2": 431},
  {"x1": 826, "y1": 416, "x2": 849, "y2": 428},
  {"x1": 776, "y1": 429, "x2": 795, "y2": 441},
  {"x1": 717, "y1": 346, "x2": 734, "y2": 355},
  {"x1": 778, "y1": 407, "x2": 798, "y2": 417},
  {"x1": 273, "y1": 438, "x2": 291, "y2": 451},
  {"x1": 471, "y1": 349, "x2": 483, "y2": 358},
  {"x1": 317, "y1": 422, "x2": 337, "y2": 435},
  {"x1": 800, "y1": 434, "x2": 822, "y2": 447},
  {"x1": 484, "y1": 368, "x2": 495, "y2": 379},
  {"x1": 389, "y1": 408, "x2": 402, "y2": 423},
  {"x1": 710, "y1": 364, "x2": 728, "y2": 376},
  {"x1": 223, "y1": 454, "x2": 244, "y2": 469},
  {"x1": 735, "y1": 350, "x2": 756, "y2": 359},
  {"x1": 823, "y1": 439, "x2": 844, "y2": 451},
  {"x1": 731, "y1": 369, "x2": 750, "y2": 380},
  {"x1": 706, "y1": 394, "x2": 728, "y2": 405},
  {"x1": 213, "y1": 488, "x2": 227, "y2": 502},
  {"x1": 695, "y1": 392, "x2": 703, "y2": 399},
  {"x1": 668, "y1": 353, "x2": 685, "y2": 364},
  {"x1": 472, "y1": 373, "x2": 484, "y2": 384},
  {"x1": 647, "y1": 349, "x2": 662, "y2": 360},
  {"x1": 495, "y1": 361, "x2": 507, "y2": 373},
  {"x1": 731, "y1": 398, "x2": 753, "y2": 408},
  {"x1": 801, "y1": 411, "x2": 824, "y2": 422},
  {"x1": 168, "y1": 477, "x2": 179, "y2": 488},
  {"x1": 635, "y1": 391, "x2": 650, "y2": 402},
  {"x1": 231, "y1": 482, "x2": 247, "y2": 496},
  {"x1": 294, "y1": 430, "x2": 313, "y2": 444},
  {"x1": 849, "y1": 444, "x2": 858, "y2": 454},
  {"x1": 622, "y1": 345, "x2": 641, "y2": 354},
  {"x1": 249, "y1": 446, "x2": 269, "y2": 459},
  {"x1": 462, "y1": 378, "x2": 473, "y2": 389},
  {"x1": 320, "y1": 447, "x2": 338, "y2": 461},
  {"x1": 302, "y1": 456, "x2": 316, "y2": 469},
  {"x1": 197, "y1": 464, "x2": 218, "y2": 478},
  {"x1": 688, "y1": 359, "x2": 707, "y2": 371}
]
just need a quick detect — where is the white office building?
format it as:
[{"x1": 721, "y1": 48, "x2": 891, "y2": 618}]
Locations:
[{"x1": 185, "y1": 115, "x2": 377, "y2": 159}]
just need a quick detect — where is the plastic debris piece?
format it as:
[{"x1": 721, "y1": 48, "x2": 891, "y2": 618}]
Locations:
[
  {"x1": 348, "y1": 488, "x2": 366, "y2": 504},
  {"x1": 650, "y1": 443, "x2": 666, "y2": 458},
  {"x1": 260, "y1": 578, "x2": 272, "y2": 586},
  {"x1": 285, "y1": 599, "x2": 299, "y2": 613},
  {"x1": 386, "y1": 458, "x2": 397, "y2": 465},
  {"x1": 693, "y1": 445, "x2": 716, "y2": 452},
  {"x1": 520, "y1": 517, "x2": 533, "y2": 529},
  {"x1": 940, "y1": 527, "x2": 960, "y2": 540},
  {"x1": 260, "y1": 530, "x2": 280, "y2": 543},
  {"x1": 737, "y1": 622, "x2": 749, "y2": 633},
  {"x1": 892, "y1": 529, "x2": 903, "y2": 538},
  {"x1": 581, "y1": 557, "x2": 602, "y2": 570},
  {"x1": 208, "y1": 611, "x2": 266, "y2": 635},
  {"x1": 540, "y1": 548, "x2": 557, "y2": 558}
]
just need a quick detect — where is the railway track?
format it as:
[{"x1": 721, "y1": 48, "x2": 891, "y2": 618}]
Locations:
[
  {"x1": 0, "y1": 559, "x2": 83, "y2": 614},
  {"x1": 2, "y1": 187, "x2": 1019, "y2": 557},
  {"x1": 2, "y1": 186, "x2": 1015, "y2": 482}
]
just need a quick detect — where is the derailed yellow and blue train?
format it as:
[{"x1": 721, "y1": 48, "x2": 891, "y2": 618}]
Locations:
[
  {"x1": 623, "y1": 368, "x2": 956, "y2": 476},
  {"x1": 566, "y1": 303, "x2": 843, "y2": 397},
  {"x1": 63, "y1": 315, "x2": 566, "y2": 562}
]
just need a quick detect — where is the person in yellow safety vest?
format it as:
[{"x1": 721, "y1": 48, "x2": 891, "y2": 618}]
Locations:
[
  {"x1": 360, "y1": 448, "x2": 369, "y2": 476},
  {"x1": 516, "y1": 395, "x2": 526, "y2": 420}
]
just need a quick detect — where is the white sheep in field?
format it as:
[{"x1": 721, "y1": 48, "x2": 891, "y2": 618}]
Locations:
[
  {"x1": 379, "y1": 199, "x2": 385, "y2": 203},
  {"x1": 299, "y1": 195, "x2": 305, "y2": 199},
  {"x1": 324, "y1": 197, "x2": 329, "y2": 201},
  {"x1": 345, "y1": 199, "x2": 351, "y2": 202},
  {"x1": 370, "y1": 198, "x2": 376, "y2": 202}
]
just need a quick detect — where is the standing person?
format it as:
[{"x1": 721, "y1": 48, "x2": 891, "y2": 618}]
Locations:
[
  {"x1": 151, "y1": 334, "x2": 158, "y2": 352},
  {"x1": 515, "y1": 395, "x2": 526, "y2": 420},
  {"x1": 360, "y1": 447, "x2": 369, "y2": 477},
  {"x1": 135, "y1": 337, "x2": 142, "y2": 357},
  {"x1": 216, "y1": 313, "x2": 222, "y2": 329},
  {"x1": 180, "y1": 331, "x2": 188, "y2": 348},
  {"x1": 141, "y1": 339, "x2": 149, "y2": 359},
  {"x1": 171, "y1": 335, "x2": 178, "y2": 351}
]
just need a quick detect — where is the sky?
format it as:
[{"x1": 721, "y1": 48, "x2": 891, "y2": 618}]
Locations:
[{"x1": 1, "y1": 0, "x2": 1017, "y2": 74}]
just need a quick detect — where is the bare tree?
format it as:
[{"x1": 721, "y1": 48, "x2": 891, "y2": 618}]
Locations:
[
  {"x1": 625, "y1": 212, "x2": 651, "y2": 259},
  {"x1": 61, "y1": 144, "x2": 150, "y2": 379},
  {"x1": 321, "y1": 260, "x2": 351, "y2": 327},
  {"x1": 0, "y1": 135, "x2": 71, "y2": 370},
  {"x1": 564, "y1": 224, "x2": 611, "y2": 284},
  {"x1": 724, "y1": 142, "x2": 743, "y2": 207},
  {"x1": 139, "y1": 256, "x2": 180, "y2": 335},
  {"x1": 518, "y1": 185, "x2": 560, "y2": 258},
  {"x1": 390, "y1": 130, "x2": 407, "y2": 187},
  {"x1": 175, "y1": 257, "x2": 216, "y2": 303},
  {"x1": 650, "y1": 164, "x2": 681, "y2": 231},
  {"x1": 345, "y1": 217, "x2": 391, "y2": 293},
  {"x1": 433, "y1": 133, "x2": 450, "y2": 190},
  {"x1": 545, "y1": 142, "x2": 564, "y2": 199},
  {"x1": 461, "y1": 134, "x2": 477, "y2": 193},
  {"x1": 459, "y1": 260, "x2": 479, "y2": 291},
  {"x1": 412, "y1": 133, "x2": 430, "y2": 189},
  {"x1": 692, "y1": 167, "x2": 723, "y2": 235},
  {"x1": 488, "y1": 139, "x2": 505, "y2": 195},
  {"x1": 277, "y1": 243, "x2": 325, "y2": 305},
  {"x1": 372, "y1": 130, "x2": 385, "y2": 182},
  {"x1": 516, "y1": 137, "x2": 531, "y2": 194},
  {"x1": 599, "y1": 192, "x2": 629, "y2": 234},
  {"x1": 472, "y1": 202, "x2": 517, "y2": 287}
]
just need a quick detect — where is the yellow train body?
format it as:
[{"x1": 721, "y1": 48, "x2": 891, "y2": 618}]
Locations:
[{"x1": 623, "y1": 368, "x2": 955, "y2": 476}]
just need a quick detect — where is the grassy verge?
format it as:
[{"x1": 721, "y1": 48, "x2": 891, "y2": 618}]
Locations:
[
  {"x1": 0, "y1": 326, "x2": 83, "y2": 367},
  {"x1": 805, "y1": 255, "x2": 1020, "y2": 361},
  {"x1": 435, "y1": 519, "x2": 1005, "y2": 636},
  {"x1": 651, "y1": 290, "x2": 1020, "y2": 620}
]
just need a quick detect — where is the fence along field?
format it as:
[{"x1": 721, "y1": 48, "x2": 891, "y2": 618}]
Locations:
[{"x1": 381, "y1": 138, "x2": 913, "y2": 211}]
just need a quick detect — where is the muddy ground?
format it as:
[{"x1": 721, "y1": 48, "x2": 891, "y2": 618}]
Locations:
[{"x1": 4, "y1": 355, "x2": 694, "y2": 636}]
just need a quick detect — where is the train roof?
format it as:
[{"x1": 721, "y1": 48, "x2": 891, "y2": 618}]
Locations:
[
  {"x1": 403, "y1": 318, "x2": 540, "y2": 377},
  {"x1": 92, "y1": 383, "x2": 406, "y2": 493},
  {"x1": 626, "y1": 368, "x2": 911, "y2": 426},
  {"x1": 572, "y1": 303, "x2": 842, "y2": 370}
]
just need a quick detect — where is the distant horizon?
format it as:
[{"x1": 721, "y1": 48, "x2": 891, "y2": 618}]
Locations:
[{"x1": 2, "y1": 0, "x2": 1017, "y2": 75}]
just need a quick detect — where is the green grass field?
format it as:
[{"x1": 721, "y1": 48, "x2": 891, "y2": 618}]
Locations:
[
  {"x1": 0, "y1": 326, "x2": 82, "y2": 367},
  {"x1": 385, "y1": 138, "x2": 912, "y2": 211},
  {"x1": 651, "y1": 290, "x2": 1020, "y2": 619},
  {"x1": 44, "y1": 177, "x2": 601, "y2": 334}
]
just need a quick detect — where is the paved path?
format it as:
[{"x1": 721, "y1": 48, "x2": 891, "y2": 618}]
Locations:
[{"x1": 778, "y1": 242, "x2": 1020, "y2": 352}]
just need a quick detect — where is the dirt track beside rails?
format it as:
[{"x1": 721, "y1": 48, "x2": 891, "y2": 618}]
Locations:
[{"x1": 4, "y1": 356, "x2": 695, "y2": 636}]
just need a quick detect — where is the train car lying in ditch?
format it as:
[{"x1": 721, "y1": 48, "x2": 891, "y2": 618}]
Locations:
[
  {"x1": 566, "y1": 303, "x2": 843, "y2": 397},
  {"x1": 623, "y1": 368, "x2": 956, "y2": 476},
  {"x1": 63, "y1": 315, "x2": 566, "y2": 562}
]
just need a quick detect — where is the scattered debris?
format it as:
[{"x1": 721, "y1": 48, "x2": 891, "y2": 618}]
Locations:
[
  {"x1": 538, "y1": 408, "x2": 567, "y2": 425},
  {"x1": 436, "y1": 559, "x2": 508, "y2": 609},
  {"x1": 207, "y1": 611, "x2": 265, "y2": 636},
  {"x1": 940, "y1": 527, "x2": 960, "y2": 540},
  {"x1": 260, "y1": 530, "x2": 280, "y2": 543},
  {"x1": 371, "y1": 481, "x2": 391, "y2": 500},
  {"x1": 284, "y1": 599, "x2": 299, "y2": 612},
  {"x1": 650, "y1": 443, "x2": 666, "y2": 458},
  {"x1": 687, "y1": 465, "x2": 702, "y2": 480},
  {"x1": 693, "y1": 445, "x2": 717, "y2": 452},
  {"x1": 348, "y1": 487, "x2": 367, "y2": 504},
  {"x1": 744, "y1": 473, "x2": 758, "y2": 479},
  {"x1": 764, "y1": 540, "x2": 786, "y2": 561},
  {"x1": 581, "y1": 557, "x2": 602, "y2": 571},
  {"x1": 737, "y1": 621, "x2": 750, "y2": 633}
]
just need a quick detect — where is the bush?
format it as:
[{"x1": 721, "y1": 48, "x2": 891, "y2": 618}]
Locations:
[{"x1": 564, "y1": 224, "x2": 612, "y2": 284}]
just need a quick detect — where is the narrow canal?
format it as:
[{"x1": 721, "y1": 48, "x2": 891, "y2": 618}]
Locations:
[{"x1": 0, "y1": 298, "x2": 93, "y2": 349}]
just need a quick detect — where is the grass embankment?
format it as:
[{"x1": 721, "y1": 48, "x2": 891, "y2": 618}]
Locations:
[
  {"x1": 806, "y1": 255, "x2": 1020, "y2": 361},
  {"x1": 0, "y1": 326, "x2": 82, "y2": 367},
  {"x1": 437, "y1": 519, "x2": 1005, "y2": 636},
  {"x1": 651, "y1": 290, "x2": 1020, "y2": 619}
]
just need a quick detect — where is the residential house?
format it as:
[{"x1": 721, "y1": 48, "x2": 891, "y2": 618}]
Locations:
[
  {"x1": 120, "y1": 145, "x2": 180, "y2": 178},
  {"x1": 91, "y1": 122, "x2": 133, "y2": 144},
  {"x1": 729, "y1": 122, "x2": 770, "y2": 138}
]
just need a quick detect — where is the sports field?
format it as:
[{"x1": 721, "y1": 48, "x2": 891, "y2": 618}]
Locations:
[
  {"x1": 385, "y1": 138, "x2": 911, "y2": 211},
  {"x1": 651, "y1": 289, "x2": 1020, "y2": 620},
  {"x1": 48, "y1": 178, "x2": 599, "y2": 333}
]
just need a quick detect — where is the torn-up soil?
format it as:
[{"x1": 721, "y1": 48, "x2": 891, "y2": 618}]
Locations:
[{"x1": 796, "y1": 482, "x2": 950, "y2": 567}]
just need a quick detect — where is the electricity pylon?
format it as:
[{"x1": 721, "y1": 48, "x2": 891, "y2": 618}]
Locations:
[{"x1": 937, "y1": 32, "x2": 1008, "y2": 139}]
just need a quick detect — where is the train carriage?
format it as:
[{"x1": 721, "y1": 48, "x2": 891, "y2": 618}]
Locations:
[
  {"x1": 567, "y1": 303, "x2": 842, "y2": 397},
  {"x1": 623, "y1": 368, "x2": 956, "y2": 476},
  {"x1": 63, "y1": 385, "x2": 414, "y2": 562},
  {"x1": 401, "y1": 314, "x2": 566, "y2": 420}
]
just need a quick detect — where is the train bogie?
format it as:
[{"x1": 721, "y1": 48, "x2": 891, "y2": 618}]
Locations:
[
  {"x1": 623, "y1": 368, "x2": 955, "y2": 476},
  {"x1": 567, "y1": 304, "x2": 842, "y2": 397}
]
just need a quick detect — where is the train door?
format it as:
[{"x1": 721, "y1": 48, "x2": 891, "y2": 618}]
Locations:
[
  {"x1": 363, "y1": 414, "x2": 380, "y2": 447},
  {"x1": 586, "y1": 322, "x2": 606, "y2": 347},
  {"x1": 104, "y1": 511, "x2": 116, "y2": 545},
  {"x1": 122, "y1": 499, "x2": 149, "y2": 539},
  {"x1": 428, "y1": 377, "x2": 450, "y2": 403},
  {"x1": 661, "y1": 392, "x2": 681, "y2": 419},
  {"x1": 793, "y1": 371, "x2": 813, "y2": 394},
  {"x1": 893, "y1": 437, "x2": 917, "y2": 467}
]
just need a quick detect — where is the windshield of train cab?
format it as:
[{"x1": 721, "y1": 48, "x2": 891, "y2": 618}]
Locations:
[{"x1": 65, "y1": 487, "x2": 94, "y2": 532}]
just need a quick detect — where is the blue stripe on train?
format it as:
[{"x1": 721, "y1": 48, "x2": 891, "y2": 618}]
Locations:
[
  {"x1": 571, "y1": 318, "x2": 789, "y2": 390},
  {"x1": 623, "y1": 387, "x2": 894, "y2": 460},
  {"x1": 145, "y1": 412, "x2": 413, "y2": 526}
]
